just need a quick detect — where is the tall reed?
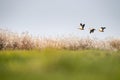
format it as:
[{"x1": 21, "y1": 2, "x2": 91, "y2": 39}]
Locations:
[{"x1": 0, "y1": 29, "x2": 119, "y2": 50}]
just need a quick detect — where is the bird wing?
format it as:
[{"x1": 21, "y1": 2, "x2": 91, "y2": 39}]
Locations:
[
  {"x1": 104, "y1": 27, "x2": 106, "y2": 29},
  {"x1": 83, "y1": 24, "x2": 85, "y2": 27},
  {"x1": 80, "y1": 23, "x2": 83, "y2": 26},
  {"x1": 90, "y1": 30, "x2": 92, "y2": 33},
  {"x1": 101, "y1": 27, "x2": 106, "y2": 29}
]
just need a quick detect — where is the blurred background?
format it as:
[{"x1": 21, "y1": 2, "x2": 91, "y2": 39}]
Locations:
[{"x1": 0, "y1": 0, "x2": 120, "y2": 39}]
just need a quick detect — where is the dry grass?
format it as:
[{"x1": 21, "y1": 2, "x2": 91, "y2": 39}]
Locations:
[
  {"x1": 0, "y1": 29, "x2": 120, "y2": 50},
  {"x1": 108, "y1": 38, "x2": 120, "y2": 50}
]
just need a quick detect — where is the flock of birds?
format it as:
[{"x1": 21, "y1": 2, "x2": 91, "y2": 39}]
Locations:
[{"x1": 78, "y1": 23, "x2": 106, "y2": 34}]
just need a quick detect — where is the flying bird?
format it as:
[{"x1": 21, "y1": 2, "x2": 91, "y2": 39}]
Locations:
[
  {"x1": 90, "y1": 28, "x2": 96, "y2": 34},
  {"x1": 78, "y1": 23, "x2": 85, "y2": 30},
  {"x1": 99, "y1": 27, "x2": 106, "y2": 32}
]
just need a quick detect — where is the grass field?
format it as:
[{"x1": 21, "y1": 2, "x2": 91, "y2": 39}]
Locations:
[
  {"x1": 0, "y1": 29, "x2": 120, "y2": 80},
  {"x1": 0, "y1": 49, "x2": 120, "y2": 80}
]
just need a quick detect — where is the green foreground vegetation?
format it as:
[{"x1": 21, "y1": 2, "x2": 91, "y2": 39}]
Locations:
[{"x1": 0, "y1": 49, "x2": 120, "y2": 80}]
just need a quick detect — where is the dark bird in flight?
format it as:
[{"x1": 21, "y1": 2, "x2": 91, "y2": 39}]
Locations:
[
  {"x1": 90, "y1": 28, "x2": 96, "y2": 34},
  {"x1": 78, "y1": 23, "x2": 85, "y2": 30},
  {"x1": 99, "y1": 27, "x2": 106, "y2": 32}
]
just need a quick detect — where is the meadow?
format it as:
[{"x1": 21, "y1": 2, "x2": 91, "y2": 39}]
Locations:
[
  {"x1": 0, "y1": 49, "x2": 120, "y2": 80},
  {"x1": 0, "y1": 29, "x2": 120, "y2": 80}
]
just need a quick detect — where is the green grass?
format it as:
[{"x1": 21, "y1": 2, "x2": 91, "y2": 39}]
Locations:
[{"x1": 0, "y1": 49, "x2": 120, "y2": 80}]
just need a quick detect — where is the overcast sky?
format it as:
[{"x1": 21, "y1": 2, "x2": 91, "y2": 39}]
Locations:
[{"x1": 0, "y1": 0, "x2": 120, "y2": 39}]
